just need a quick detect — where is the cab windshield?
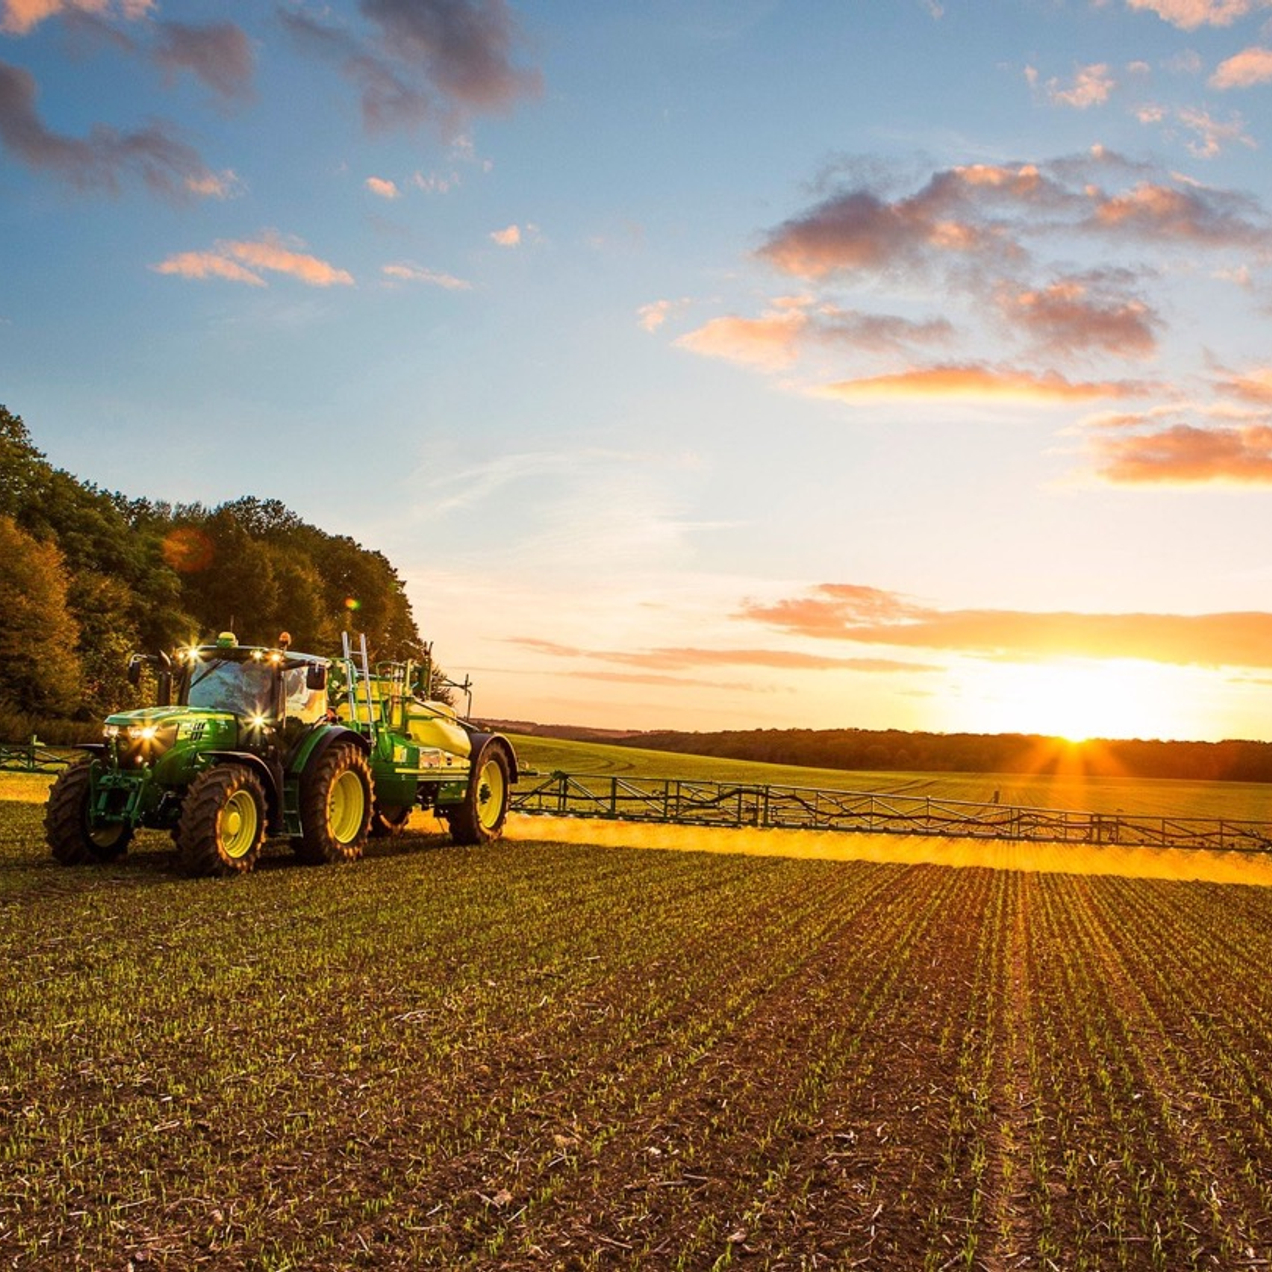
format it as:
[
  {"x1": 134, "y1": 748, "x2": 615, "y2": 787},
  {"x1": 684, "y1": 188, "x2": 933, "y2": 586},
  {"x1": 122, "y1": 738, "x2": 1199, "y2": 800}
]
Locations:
[{"x1": 185, "y1": 658, "x2": 275, "y2": 718}]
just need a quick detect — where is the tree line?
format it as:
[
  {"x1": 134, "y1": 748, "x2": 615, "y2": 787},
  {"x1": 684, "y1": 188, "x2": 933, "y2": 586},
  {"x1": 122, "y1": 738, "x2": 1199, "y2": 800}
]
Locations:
[
  {"x1": 0, "y1": 404, "x2": 426, "y2": 736},
  {"x1": 613, "y1": 727, "x2": 1272, "y2": 785}
]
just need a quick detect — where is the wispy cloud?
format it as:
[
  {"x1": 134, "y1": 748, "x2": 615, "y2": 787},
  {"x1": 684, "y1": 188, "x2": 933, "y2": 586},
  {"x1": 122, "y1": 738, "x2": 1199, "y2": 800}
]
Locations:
[
  {"x1": 0, "y1": 59, "x2": 232, "y2": 198},
  {"x1": 1175, "y1": 105, "x2": 1255, "y2": 157},
  {"x1": 382, "y1": 261, "x2": 471, "y2": 289},
  {"x1": 152, "y1": 232, "x2": 353, "y2": 287},
  {"x1": 820, "y1": 364, "x2": 1147, "y2": 403},
  {"x1": 509, "y1": 636, "x2": 935, "y2": 675},
  {"x1": 676, "y1": 298, "x2": 953, "y2": 370},
  {"x1": 1217, "y1": 366, "x2": 1272, "y2": 403},
  {"x1": 152, "y1": 20, "x2": 254, "y2": 101},
  {"x1": 637, "y1": 298, "x2": 690, "y2": 333},
  {"x1": 278, "y1": 0, "x2": 541, "y2": 138},
  {"x1": 148, "y1": 250, "x2": 264, "y2": 286},
  {"x1": 365, "y1": 175, "x2": 400, "y2": 198},
  {"x1": 739, "y1": 581, "x2": 1272, "y2": 668},
  {"x1": 490, "y1": 223, "x2": 522, "y2": 246}
]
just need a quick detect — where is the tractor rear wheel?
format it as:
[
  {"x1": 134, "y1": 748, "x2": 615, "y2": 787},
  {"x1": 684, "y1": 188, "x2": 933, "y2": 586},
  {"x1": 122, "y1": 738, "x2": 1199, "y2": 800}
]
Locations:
[
  {"x1": 293, "y1": 743, "x2": 372, "y2": 864},
  {"x1": 447, "y1": 744, "x2": 511, "y2": 845},
  {"x1": 176, "y1": 764, "x2": 267, "y2": 876},
  {"x1": 45, "y1": 759, "x2": 132, "y2": 864}
]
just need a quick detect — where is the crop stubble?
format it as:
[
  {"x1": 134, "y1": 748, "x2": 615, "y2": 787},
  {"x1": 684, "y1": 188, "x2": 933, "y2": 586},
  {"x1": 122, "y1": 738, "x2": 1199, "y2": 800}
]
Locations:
[{"x1": 2, "y1": 796, "x2": 1272, "y2": 1268}]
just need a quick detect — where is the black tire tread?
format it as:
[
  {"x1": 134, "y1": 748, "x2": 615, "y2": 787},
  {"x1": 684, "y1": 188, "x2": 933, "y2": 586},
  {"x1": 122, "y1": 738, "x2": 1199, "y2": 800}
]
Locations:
[
  {"x1": 293, "y1": 743, "x2": 372, "y2": 864},
  {"x1": 448, "y1": 744, "x2": 511, "y2": 846},
  {"x1": 44, "y1": 759, "x2": 131, "y2": 865},
  {"x1": 175, "y1": 764, "x2": 267, "y2": 877}
]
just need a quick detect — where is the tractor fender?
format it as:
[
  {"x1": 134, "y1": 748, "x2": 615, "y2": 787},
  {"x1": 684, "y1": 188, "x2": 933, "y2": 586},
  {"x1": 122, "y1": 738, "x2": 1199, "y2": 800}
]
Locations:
[
  {"x1": 288, "y1": 724, "x2": 371, "y2": 777},
  {"x1": 465, "y1": 732, "x2": 519, "y2": 784}
]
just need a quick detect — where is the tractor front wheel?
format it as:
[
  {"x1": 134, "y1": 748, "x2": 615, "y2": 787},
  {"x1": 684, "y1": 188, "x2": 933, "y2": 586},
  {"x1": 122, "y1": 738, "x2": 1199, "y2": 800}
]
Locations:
[
  {"x1": 447, "y1": 744, "x2": 511, "y2": 846},
  {"x1": 44, "y1": 759, "x2": 132, "y2": 865},
  {"x1": 293, "y1": 743, "x2": 372, "y2": 864},
  {"x1": 176, "y1": 764, "x2": 267, "y2": 876}
]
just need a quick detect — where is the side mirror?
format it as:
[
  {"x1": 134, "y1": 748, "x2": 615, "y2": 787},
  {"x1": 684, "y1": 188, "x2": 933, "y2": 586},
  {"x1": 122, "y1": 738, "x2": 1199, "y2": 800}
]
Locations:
[{"x1": 306, "y1": 663, "x2": 328, "y2": 691}]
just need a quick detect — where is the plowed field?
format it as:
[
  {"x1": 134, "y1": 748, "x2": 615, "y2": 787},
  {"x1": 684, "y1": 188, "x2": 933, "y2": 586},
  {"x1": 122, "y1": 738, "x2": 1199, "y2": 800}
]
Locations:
[{"x1": 4, "y1": 787, "x2": 1272, "y2": 1269}]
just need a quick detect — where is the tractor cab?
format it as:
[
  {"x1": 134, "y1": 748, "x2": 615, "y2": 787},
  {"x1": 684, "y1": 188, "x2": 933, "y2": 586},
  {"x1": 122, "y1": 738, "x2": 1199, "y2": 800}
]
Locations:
[{"x1": 173, "y1": 633, "x2": 329, "y2": 728}]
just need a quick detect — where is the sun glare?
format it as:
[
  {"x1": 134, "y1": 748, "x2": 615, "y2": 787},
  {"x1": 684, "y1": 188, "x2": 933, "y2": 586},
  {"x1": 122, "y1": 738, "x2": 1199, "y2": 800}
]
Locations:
[{"x1": 971, "y1": 659, "x2": 1175, "y2": 742}]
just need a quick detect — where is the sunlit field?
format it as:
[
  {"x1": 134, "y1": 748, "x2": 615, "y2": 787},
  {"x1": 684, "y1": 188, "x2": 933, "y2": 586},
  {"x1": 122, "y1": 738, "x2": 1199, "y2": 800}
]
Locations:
[{"x1": 5, "y1": 747, "x2": 1272, "y2": 1268}]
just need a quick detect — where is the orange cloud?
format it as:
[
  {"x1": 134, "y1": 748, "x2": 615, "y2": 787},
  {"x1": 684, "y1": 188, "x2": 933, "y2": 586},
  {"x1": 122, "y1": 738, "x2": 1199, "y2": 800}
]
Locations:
[
  {"x1": 510, "y1": 636, "x2": 933, "y2": 675},
  {"x1": 676, "y1": 300, "x2": 954, "y2": 371},
  {"x1": 151, "y1": 251, "x2": 264, "y2": 286},
  {"x1": 1217, "y1": 367, "x2": 1272, "y2": 404},
  {"x1": 999, "y1": 279, "x2": 1158, "y2": 358},
  {"x1": 1090, "y1": 181, "x2": 1266, "y2": 243},
  {"x1": 491, "y1": 224, "x2": 521, "y2": 247},
  {"x1": 1211, "y1": 46, "x2": 1272, "y2": 87},
  {"x1": 740, "y1": 582, "x2": 1272, "y2": 668},
  {"x1": 1047, "y1": 63, "x2": 1116, "y2": 108},
  {"x1": 821, "y1": 364, "x2": 1143, "y2": 403},
  {"x1": 1, "y1": 0, "x2": 152, "y2": 35},
  {"x1": 223, "y1": 235, "x2": 353, "y2": 286},
  {"x1": 365, "y1": 176, "x2": 400, "y2": 199},
  {"x1": 1125, "y1": 0, "x2": 1269, "y2": 28},
  {"x1": 152, "y1": 233, "x2": 352, "y2": 287},
  {"x1": 1091, "y1": 422, "x2": 1272, "y2": 483},
  {"x1": 675, "y1": 309, "x2": 807, "y2": 370}
]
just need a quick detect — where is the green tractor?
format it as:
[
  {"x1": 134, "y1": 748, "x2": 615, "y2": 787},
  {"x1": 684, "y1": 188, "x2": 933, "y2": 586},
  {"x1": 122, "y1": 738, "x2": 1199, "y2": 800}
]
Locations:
[{"x1": 44, "y1": 631, "x2": 518, "y2": 876}]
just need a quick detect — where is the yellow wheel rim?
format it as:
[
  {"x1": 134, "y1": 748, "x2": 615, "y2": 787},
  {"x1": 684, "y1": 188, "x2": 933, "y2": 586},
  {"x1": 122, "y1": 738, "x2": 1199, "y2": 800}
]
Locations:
[
  {"x1": 475, "y1": 758, "x2": 505, "y2": 830},
  {"x1": 328, "y1": 769, "x2": 365, "y2": 843},
  {"x1": 220, "y1": 789, "x2": 259, "y2": 859}
]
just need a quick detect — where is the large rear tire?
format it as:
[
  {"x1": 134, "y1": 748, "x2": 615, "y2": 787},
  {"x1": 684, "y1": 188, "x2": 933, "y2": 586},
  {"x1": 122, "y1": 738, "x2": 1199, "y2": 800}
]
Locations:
[
  {"x1": 293, "y1": 743, "x2": 372, "y2": 864},
  {"x1": 175, "y1": 764, "x2": 267, "y2": 876},
  {"x1": 447, "y1": 744, "x2": 510, "y2": 846},
  {"x1": 44, "y1": 759, "x2": 132, "y2": 864}
]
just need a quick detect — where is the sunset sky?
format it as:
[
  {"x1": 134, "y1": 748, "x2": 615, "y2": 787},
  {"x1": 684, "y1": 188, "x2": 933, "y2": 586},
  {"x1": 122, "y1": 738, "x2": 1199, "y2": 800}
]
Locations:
[{"x1": 4, "y1": 0, "x2": 1272, "y2": 742}]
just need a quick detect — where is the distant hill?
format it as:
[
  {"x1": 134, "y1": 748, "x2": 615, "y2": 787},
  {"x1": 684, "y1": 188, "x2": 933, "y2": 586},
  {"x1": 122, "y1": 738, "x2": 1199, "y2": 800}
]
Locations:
[{"x1": 503, "y1": 723, "x2": 1272, "y2": 784}]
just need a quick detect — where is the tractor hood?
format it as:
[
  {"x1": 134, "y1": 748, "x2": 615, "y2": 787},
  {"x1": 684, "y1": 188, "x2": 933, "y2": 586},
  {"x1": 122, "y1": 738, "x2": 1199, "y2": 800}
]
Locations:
[
  {"x1": 104, "y1": 704, "x2": 237, "y2": 735},
  {"x1": 103, "y1": 705, "x2": 239, "y2": 770}
]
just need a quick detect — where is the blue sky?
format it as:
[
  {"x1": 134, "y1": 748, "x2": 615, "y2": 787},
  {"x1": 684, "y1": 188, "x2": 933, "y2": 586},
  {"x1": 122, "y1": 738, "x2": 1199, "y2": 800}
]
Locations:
[{"x1": 4, "y1": 0, "x2": 1272, "y2": 741}]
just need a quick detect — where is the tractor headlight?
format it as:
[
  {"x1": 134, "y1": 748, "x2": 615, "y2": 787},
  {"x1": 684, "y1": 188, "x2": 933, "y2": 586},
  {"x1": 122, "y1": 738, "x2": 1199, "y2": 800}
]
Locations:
[{"x1": 104, "y1": 724, "x2": 120, "y2": 739}]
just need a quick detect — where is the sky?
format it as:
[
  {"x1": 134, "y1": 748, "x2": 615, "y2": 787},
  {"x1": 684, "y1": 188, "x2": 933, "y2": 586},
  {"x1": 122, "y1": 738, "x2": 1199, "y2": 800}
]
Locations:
[{"x1": 3, "y1": 0, "x2": 1272, "y2": 743}]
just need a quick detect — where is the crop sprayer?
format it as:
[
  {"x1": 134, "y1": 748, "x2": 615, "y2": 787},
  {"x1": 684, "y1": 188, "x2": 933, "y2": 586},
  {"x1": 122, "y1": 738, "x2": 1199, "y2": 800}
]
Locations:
[
  {"x1": 43, "y1": 631, "x2": 517, "y2": 875},
  {"x1": 32, "y1": 631, "x2": 1272, "y2": 870}
]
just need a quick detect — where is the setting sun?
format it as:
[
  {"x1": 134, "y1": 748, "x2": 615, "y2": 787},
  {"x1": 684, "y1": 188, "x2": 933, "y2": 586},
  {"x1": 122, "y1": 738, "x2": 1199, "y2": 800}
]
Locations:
[{"x1": 967, "y1": 658, "x2": 1179, "y2": 742}]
